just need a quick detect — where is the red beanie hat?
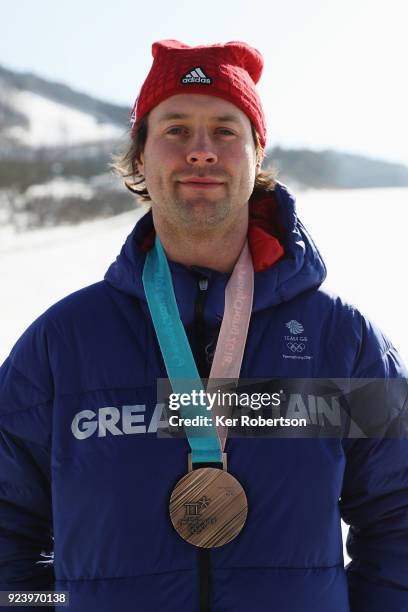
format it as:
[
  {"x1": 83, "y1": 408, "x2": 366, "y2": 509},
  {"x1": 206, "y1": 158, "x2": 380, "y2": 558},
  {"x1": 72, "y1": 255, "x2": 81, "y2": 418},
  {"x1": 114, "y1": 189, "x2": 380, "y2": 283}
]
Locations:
[{"x1": 130, "y1": 39, "x2": 267, "y2": 150}]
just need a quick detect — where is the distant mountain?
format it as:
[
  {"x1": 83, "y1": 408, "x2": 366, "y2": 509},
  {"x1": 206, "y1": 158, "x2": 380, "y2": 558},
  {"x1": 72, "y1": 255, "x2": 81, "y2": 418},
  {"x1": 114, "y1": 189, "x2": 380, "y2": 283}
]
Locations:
[
  {"x1": 267, "y1": 146, "x2": 408, "y2": 190},
  {"x1": 0, "y1": 64, "x2": 407, "y2": 231},
  {"x1": 0, "y1": 64, "x2": 128, "y2": 149}
]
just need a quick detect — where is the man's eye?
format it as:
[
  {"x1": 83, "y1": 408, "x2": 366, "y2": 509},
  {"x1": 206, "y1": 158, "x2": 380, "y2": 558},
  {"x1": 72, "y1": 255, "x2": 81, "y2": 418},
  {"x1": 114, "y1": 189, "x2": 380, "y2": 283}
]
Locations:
[
  {"x1": 166, "y1": 127, "x2": 185, "y2": 135},
  {"x1": 218, "y1": 128, "x2": 235, "y2": 136}
]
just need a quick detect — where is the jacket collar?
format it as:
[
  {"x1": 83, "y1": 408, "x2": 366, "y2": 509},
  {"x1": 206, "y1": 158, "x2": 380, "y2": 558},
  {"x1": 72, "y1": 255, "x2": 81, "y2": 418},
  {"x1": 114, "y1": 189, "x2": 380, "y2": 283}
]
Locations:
[{"x1": 104, "y1": 182, "x2": 327, "y2": 326}]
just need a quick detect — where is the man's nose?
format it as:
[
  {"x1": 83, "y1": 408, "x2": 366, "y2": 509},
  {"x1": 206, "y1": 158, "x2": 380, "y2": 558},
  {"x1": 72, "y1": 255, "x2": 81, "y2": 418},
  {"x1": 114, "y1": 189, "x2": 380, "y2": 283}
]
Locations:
[{"x1": 186, "y1": 134, "x2": 218, "y2": 166}]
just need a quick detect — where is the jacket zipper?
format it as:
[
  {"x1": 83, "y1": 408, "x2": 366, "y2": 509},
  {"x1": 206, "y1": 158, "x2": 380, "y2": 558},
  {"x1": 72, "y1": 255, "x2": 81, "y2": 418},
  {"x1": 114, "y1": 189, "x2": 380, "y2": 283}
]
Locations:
[
  {"x1": 193, "y1": 273, "x2": 211, "y2": 612},
  {"x1": 194, "y1": 275, "x2": 209, "y2": 379}
]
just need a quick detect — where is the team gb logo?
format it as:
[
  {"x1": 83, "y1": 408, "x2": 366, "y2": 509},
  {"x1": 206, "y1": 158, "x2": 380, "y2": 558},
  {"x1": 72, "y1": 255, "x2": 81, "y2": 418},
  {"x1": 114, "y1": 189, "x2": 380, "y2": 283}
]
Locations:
[{"x1": 286, "y1": 320, "x2": 304, "y2": 335}]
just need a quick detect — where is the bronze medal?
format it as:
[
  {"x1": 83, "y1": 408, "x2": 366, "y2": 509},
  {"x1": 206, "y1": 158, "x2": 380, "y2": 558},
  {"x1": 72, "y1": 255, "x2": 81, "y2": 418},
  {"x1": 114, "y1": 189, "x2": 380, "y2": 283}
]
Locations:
[
  {"x1": 169, "y1": 466, "x2": 248, "y2": 548},
  {"x1": 144, "y1": 239, "x2": 253, "y2": 548}
]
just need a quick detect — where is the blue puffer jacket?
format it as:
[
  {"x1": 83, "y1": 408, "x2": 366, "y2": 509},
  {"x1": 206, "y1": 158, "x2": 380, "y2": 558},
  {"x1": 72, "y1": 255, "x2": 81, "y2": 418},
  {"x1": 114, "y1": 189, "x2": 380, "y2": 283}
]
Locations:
[{"x1": 1, "y1": 183, "x2": 407, "y2": 612}]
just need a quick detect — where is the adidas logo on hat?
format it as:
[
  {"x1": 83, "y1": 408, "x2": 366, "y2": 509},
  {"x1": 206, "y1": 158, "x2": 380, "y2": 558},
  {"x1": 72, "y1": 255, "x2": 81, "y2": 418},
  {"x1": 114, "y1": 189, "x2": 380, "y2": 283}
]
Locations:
[
  {"x1": 181, "y1": 67, "x2": 212, "y2": 85},
  {"x1": 131, "y1": 40, "x2": 267, "y2": 148}
]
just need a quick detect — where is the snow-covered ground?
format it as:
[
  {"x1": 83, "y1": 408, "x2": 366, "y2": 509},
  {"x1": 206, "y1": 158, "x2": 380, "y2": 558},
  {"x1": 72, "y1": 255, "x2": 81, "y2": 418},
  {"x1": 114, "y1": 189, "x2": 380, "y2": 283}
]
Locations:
[
  {"x1": 0, "y1": 205, "x2": 145, "y2": 360},
  {"x1": 1, "y1": 186, "x2": 407, "y2": 564},
  {"x1": 295, "y1": 186, "x2": 408, "y2": 367}
]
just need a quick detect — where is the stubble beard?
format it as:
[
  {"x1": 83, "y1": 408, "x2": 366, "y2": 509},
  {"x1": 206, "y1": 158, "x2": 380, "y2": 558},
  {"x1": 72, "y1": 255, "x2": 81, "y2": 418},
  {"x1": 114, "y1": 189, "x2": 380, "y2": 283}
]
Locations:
[
  {"x1": 179, "y1": 196, "x2": 230, "y2": 227},
  {"x1": 149, "y1": 173, "x2": 249, "y2": 238},
  {"x1": 166, "y1": 184, "x2": 233, "y2": 233}
]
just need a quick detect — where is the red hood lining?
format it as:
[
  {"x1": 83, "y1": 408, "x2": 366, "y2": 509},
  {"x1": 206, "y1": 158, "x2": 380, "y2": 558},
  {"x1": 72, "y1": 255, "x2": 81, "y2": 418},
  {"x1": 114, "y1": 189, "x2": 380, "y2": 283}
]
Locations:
[{"x1": 140, "y1": 190, "x2": 285, "y2": 273}]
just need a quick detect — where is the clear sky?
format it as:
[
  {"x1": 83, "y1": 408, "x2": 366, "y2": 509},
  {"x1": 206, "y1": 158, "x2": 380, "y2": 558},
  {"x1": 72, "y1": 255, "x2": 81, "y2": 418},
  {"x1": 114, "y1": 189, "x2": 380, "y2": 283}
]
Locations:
[{"x1": 2, "y1": 0, "x2": 407, "y2": 165}]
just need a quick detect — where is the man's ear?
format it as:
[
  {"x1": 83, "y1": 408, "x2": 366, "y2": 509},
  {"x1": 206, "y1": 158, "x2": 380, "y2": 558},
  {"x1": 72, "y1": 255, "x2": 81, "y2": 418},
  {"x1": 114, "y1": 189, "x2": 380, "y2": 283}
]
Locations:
[{"x1": 137, "y1": 151, "x2": 145, "y2": 175}]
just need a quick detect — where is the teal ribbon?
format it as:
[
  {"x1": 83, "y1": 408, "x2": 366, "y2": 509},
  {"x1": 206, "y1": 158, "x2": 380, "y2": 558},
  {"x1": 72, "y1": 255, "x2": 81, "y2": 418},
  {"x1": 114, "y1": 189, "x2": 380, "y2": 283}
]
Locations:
[{"x1": 142, "y1": 235, "x2": 222, "y2": 464}]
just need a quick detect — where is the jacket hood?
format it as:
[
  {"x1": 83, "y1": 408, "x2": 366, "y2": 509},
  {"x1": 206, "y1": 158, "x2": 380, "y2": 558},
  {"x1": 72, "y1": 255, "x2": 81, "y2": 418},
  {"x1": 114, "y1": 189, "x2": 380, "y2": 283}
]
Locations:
[{"x1": 104, "y1": 182, "x2": 327, "y2": 325}]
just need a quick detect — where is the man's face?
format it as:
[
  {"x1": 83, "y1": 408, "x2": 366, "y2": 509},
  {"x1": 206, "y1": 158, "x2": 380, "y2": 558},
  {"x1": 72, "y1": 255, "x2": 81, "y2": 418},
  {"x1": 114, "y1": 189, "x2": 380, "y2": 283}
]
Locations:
[{"x1": 137, "y1": 94, "x2": 258, "y2": 232}]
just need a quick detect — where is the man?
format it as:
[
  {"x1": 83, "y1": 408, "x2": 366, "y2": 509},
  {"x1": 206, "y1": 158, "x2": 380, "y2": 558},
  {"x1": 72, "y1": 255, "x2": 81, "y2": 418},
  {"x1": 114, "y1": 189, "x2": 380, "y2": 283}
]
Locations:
[{"x1": 0, "y1": 39, "x2": 407, "y2": 612}]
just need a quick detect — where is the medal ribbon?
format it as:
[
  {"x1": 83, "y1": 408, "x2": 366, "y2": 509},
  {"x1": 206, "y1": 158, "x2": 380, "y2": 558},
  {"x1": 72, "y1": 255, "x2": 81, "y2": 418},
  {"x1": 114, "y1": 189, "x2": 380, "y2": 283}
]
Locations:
[{"x1": 142, "y1": 235, "x2": 253, "y2": 464}]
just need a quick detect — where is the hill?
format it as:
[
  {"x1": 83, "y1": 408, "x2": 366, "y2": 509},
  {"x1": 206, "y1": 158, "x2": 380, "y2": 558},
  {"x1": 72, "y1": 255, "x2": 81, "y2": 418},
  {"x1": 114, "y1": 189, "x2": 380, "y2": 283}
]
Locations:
[{"x1": 0, "y1": 64, "x2": 407, "y2": 231}]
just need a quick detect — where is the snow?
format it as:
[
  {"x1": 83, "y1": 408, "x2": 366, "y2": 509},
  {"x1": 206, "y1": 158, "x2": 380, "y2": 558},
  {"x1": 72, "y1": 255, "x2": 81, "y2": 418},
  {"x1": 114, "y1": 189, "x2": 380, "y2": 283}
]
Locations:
[
  {"x1": 0, "y1": 206, "x2": 145, "y2": 358},
  {"x1": 296, "y1": 186, "x2": 408, "y2": 366},
  {"x1": 1, "y1": 186, "x2": 407, "y2": 566},
  {"x1": 4, "y1": 89, "x2": 125, "y2": 147},
  {"x1": 25, "y1": 176, "x2": 94, "y2": 200}
]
